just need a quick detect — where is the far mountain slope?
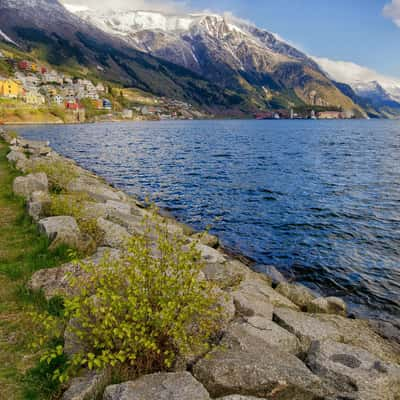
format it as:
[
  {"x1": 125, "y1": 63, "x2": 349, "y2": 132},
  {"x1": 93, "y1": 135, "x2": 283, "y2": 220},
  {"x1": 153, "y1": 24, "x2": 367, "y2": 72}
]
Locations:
[{"x1": 76, "y1": 9, "x2": 365, "y2": 116}]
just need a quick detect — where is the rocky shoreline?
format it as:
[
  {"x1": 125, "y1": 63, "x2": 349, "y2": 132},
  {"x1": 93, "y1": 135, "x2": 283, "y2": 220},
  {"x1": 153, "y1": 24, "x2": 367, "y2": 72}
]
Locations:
[{"x1": 1, "y1": 128, "x2": 400, "y2": 400}]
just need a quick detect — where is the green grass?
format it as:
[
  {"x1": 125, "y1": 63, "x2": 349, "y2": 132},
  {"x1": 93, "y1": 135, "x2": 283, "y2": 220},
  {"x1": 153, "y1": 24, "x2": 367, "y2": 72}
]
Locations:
[{"x1": 0, "y1": 140, "x2": 71, "y2": 400}]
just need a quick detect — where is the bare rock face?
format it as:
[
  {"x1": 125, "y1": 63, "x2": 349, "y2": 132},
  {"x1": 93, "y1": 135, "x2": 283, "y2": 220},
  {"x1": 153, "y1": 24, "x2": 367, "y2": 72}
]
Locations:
[
  {"x1": 275, "y1": 282, "x2": 316, "y2": 310},
  {"x1": 103, "y1": 372, "x2": 211, "y2": 400},
  {"x1": 307, "y1": 297, "x2": 347, "y2": 316},
  {"x1": 196, "y1": 243, "x2": 227, "y2": 264},
  {"x1": 38, "y1": 216, "x2": 82, "y2": 250},
  {"x1": 273, "y1": 307, "x2": 400, "y2": 364},
  {"x1": 13, "y1": 172, "x2": 48, "y2": 198},
  {"x1": 306, "y1": 340, "x2": 400, "y2": 400},
  {"x1": 97, "y1": 217, "x2": 130, "y2": 248},
  {"x1": 224, "y1": 317, "x2": 302, "y2": 355},
  {"x1": 235, "y1": 278, "x2": 299, "y2": 311},
  {"x1": 231, "y1": 288, "x2": 274, "y2": 319},
  {"x1": 105, "y1": 200, "x2": 131, "y2": 215},
  {"x1": 193, "y1": 336, "x2": 327, "y2": 399}
]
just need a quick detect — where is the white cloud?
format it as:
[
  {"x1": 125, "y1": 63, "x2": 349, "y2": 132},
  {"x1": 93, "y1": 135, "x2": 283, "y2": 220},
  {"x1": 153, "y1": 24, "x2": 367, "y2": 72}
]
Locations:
[
  {"x1": 61, "y1": 0, "x2": 188, "y2": 13},
  {"x1": 313, "y1": 57, "x2": 400, "y2": 85},
  {"x1": 383, "y1": 0, "x2": 400, "y2": 27},
  {"x1": 312, "y1": 56, "x2": 400, "y2": 100}
]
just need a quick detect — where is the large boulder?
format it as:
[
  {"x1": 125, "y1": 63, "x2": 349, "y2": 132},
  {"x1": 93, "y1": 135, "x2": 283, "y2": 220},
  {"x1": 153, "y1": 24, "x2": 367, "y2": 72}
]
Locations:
[
  {"x1": 38, "y1": 216, "x2": 82, "y2": 250},
  {"x1": 231, "y1": 288, "x2": 273, "y2": 319},
  {"x1": 67, "y1": 177, "x2": 122, "y2": 202},
  {"x1": 105, "y1": 200, "x2": 131, "y2": 215},
  {"x1": 234, "y1": 278, "x2": 299, "y2": 311},
  {"x1": 224, "y1": 318, "x2": 302, "y2": 355},
  {"x1": 193, "y1": 232, "x2": 220, "y2": 248},
  {"x1": 307, "y1": 340, "x2": 400, "y2": 400},
  {"x1": 275, "y1": 282, "x2": 316, "y2": 310},
  {"x1": 6, "y1": 149, "x2": 27, "y2": 164},
  {"x1": 97, "y1": 217, "x2": 130, "y2": 248},
  {"x1": 13, "y1": 173, "x2": 48, "y2": 198},
  {"x1": 193, "y1": 336, "x2": 327, "y2": 399},
  {"x1": 307, "y1": 297, "x2": 347, "y2": 316},
  {"x1": 103, "y1": 372, "x2": 210, "y2": 400},
  {"x1": 28, "y1": 248, "x2": 120, "y2": 299},
  {"x1": 273, "y1": 307, "x2": 400, "y2": 364}
]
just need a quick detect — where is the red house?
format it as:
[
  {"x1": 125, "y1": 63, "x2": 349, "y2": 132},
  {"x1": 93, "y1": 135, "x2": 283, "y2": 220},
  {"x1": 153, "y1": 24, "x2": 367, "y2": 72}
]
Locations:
[
  {"x1": 18, "y1": 60, "x2": 29, "y2": 70},
  {"x1": 65, "y1": 101, "x2": 79, "y2": 110},
  {"x1": 41, "y1": 66, "x2": 47, "y2": 74}
]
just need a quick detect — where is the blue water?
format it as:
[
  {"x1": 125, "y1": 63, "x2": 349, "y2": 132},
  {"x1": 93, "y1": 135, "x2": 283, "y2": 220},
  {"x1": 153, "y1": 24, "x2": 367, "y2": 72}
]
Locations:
[{"x1": 16, "y1": 120, "x2": 400, "y2": 323}]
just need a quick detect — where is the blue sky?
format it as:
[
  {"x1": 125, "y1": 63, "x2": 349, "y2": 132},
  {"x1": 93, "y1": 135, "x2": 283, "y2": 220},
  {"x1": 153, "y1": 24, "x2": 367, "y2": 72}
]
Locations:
[{"x1": 188, "y1": 0, "x2": 400, "y2": 78}]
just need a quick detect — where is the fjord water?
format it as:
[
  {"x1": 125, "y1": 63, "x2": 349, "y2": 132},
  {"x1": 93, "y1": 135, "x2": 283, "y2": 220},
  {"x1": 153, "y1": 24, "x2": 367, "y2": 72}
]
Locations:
[{"x1": 17, "y1": 120, "x2": 400, "y2": 323}]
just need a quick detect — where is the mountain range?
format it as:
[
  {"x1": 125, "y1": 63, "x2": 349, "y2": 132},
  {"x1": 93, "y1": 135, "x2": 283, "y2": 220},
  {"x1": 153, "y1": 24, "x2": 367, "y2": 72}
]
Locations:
[{"x1": 0, "y1": 0, "x2": 399, "y2": 118}]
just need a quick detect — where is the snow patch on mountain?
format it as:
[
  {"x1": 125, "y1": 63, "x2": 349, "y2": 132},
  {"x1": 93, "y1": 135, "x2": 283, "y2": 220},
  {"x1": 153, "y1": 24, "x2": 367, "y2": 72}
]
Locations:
[
  {"x1": 313, "y1": 56, "x2": 400, "y2": 102},
  {"x1": 0, "y1": 28, "x2": 18, "y2": 46}
]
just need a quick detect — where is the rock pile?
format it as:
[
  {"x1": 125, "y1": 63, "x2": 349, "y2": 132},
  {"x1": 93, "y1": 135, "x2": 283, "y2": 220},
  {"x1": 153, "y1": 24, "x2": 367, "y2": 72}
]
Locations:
[{"x1": 2, "y1": 129, "x2": 399, "y2": 400}]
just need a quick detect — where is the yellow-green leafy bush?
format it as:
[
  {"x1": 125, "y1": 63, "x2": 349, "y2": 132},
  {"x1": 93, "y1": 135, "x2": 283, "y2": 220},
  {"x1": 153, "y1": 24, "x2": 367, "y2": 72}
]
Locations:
[
  {"x1": 29, "y1": 161, "x2": 78, "y2": 193},
  {"x1": 32, "y1": 223, "x2": 222, "y2": 382}
]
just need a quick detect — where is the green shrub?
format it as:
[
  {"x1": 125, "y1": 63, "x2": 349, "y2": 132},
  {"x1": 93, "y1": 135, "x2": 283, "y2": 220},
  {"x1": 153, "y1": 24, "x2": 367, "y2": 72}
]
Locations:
[
  {"x1": 31, "y1": 221, "x2": 222, "y2": 382},
  {"x1": 29, "y1": 161, "x2": 78, "y2": 193}
]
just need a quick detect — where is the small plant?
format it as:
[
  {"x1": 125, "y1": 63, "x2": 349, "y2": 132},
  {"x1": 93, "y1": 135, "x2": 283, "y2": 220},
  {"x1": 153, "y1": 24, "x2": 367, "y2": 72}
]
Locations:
[
  {"x1": 31, "y1": 220, "x2": 223, "y2": 382},
  {"x1": 29, "y1": 161, "x2": 78, "y2": 193}
]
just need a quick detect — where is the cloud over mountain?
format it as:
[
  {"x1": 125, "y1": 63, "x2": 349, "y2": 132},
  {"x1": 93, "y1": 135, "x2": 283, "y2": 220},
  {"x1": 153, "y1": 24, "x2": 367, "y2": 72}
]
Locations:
[
  {"x1": 383, "y1": 0, "x2": 400, "y2": 27},
  {"x1": 62, "y1": 0, "x2": 188, "y2": 13}
]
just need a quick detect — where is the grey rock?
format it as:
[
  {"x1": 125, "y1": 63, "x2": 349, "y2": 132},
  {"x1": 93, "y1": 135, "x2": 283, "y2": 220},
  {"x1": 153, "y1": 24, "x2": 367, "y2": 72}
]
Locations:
[
  {"x1": 273, "y1": 307, "x2": 400, "y2": 364},
  {"x1": 256, "y1": 265, "x2": 287, "y2": 285},
  {"x1": 307, "y1": 297, "x2": 347, "y2": 316},
  {"x1": 28, "y1": 248, "x2": 120, "y2": 299},
  {"x1": 236, "y1": 278, "x2": 299, "y2": 311},
  {"x1": 103, "y1": 372, "x2": 210, "y2": 400},
  {"x1": 97, "y1": 217, "x2": 130, "y2": 248},
  {"x1": 225, "y1": 318, "x2": 302, "y2": 355},
  {"x1": 231, "y1": 288, "x2": 273, "y2": 319},
  {"x1": 38, "y1": 216, "x2": 82, "y2": 250},
  {"x1": 275, "y1": 282, "x2": 316, "y2": 309},
  {"x1": 67, "y1": 177, "x2": 122, "y2": 202},
  {"x1": 105, "y1": 200, "x2": 131, "y2": 215},
  {"x1": 368, "y1": 319, "x2": 400, "y2": 348},
  {"x1": 193, "y1": 336, "x2": 327, "y2": 399},
  {"x1": 307, "y1": 340, "x2": 400, "y2": 400},
  {"x1": 13, "y1": 172, "x2": 48, "y2": 198},
  {"x1": 6, "y1": 149, "x2": 27, "y2": 164},
  {"x1": 62, "y1": 370, "x2": 111, "y2": 400},
  {"x1": 195, "y1": 243, "x2": 226, "y2": 264}
]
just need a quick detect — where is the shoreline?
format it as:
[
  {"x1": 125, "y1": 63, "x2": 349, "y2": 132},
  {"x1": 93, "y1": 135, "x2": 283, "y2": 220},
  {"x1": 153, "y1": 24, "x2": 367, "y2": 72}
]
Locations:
[{"x1": 1, "y1": 127, "x2": 400, "y2": 399}]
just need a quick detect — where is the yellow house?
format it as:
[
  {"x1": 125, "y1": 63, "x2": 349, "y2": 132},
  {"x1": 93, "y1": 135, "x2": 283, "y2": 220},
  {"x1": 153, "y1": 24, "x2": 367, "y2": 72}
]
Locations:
[
  {"x1": 0, "y1": 79, "x2": 23, "y2": 98},
  {"x1": 24, "y1": 91, "x2": 45, "y2": 105}
]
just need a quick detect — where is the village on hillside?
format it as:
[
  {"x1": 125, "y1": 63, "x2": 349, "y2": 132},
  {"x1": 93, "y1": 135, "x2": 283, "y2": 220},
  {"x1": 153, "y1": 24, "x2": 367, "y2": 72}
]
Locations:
[{"x1": 0, "y1": 49, "x2": 207, "y2": 124}]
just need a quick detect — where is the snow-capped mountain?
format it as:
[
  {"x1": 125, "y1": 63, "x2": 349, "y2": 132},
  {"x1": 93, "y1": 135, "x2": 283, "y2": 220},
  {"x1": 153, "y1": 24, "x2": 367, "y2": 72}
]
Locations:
[
  {"x1": 314, "y1": 57, "x2": 400, "y2": 105},
  {"x1": 0, "y1": 0, "x2": 242, "y2": 110},
  {"x1": 73, "y1": 8, "x2": 363, "y2": 114}
]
